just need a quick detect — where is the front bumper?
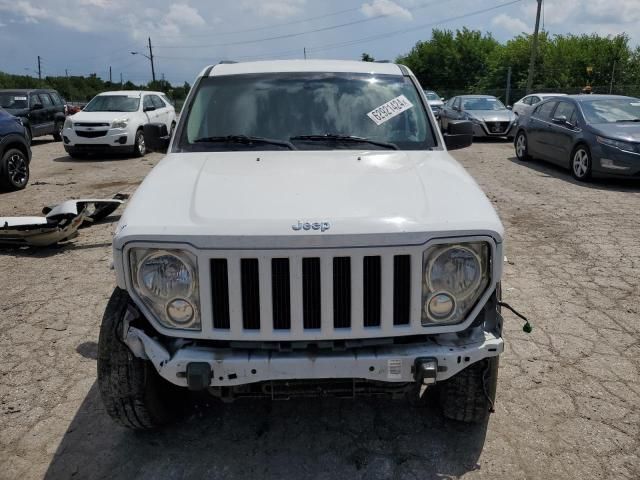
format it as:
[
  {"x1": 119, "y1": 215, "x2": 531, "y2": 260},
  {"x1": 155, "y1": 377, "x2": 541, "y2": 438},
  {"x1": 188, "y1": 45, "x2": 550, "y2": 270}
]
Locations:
[
  {"x1": 592, "y1": 144, "x2": 640, "y2": 177},
  {"x1": 62, "y1": 126, "x2": 134, "y2": 148},
  {"x1": 125, "y1": 326, "x2": 504, "y2": 388}
]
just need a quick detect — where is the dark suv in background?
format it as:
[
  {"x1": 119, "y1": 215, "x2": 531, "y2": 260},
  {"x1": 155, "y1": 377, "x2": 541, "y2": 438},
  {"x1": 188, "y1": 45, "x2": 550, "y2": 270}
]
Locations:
[
  {"x1": 0, "y1": 89, "x2": 66, "y2": 144},
  {"x1": 0, "y1": 107, "x2": 32, "y2": 190}
]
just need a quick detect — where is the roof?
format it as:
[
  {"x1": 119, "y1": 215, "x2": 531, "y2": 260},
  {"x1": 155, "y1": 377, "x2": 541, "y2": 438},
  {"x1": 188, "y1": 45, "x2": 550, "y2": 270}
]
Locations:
[
  {"x1": 206, "y1": 60, "x2": 404, "y2": 77},
  {"x1": 97, "y1": 90, "x2": 164, "y2": 96},
  {"x1": 0, "y1": 88, "x2": 58, "y2": 93},
  {"x1": 566, "y1": 94, "x2": 638, "y2": 102},
  {"x1": 457, "y1": 95, "x2": 497, "y2": 99}
]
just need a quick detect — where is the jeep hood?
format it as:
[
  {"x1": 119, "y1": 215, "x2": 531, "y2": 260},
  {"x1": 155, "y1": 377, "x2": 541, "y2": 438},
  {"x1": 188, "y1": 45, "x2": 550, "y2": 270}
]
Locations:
[{"x1": 114, "y1": 150, "x2": 503, "y2": 249}]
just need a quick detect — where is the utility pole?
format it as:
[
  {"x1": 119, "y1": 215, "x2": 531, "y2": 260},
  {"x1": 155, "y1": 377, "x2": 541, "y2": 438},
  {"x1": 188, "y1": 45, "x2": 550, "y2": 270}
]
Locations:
[
  {"x1": 109, "y1": 66, "x2": 112, "y2": 83},
  {"x1": 609, "y1": 59, "x2": 616, "y2": 94},
  {"x1": 37, "y1": 55, "x2": 42, "y2": 80},
  {"x1": 65, "y1": 69, "x2": 68, "y2": 78},
  {"x1": 120, "y1": 72, "x2": 123, "y2": 88},
  {"x1": 506, "y1": 66, "x2": 512, "y2": 106},
  {"x1": 148, "y1": 37, "x2": 156, "y2": 82},
  {"x1": 304, "y1": 47, "x2": 307, "y2": 59},
  {"x1": 525, "y1": 0, "x2": 542, "y2": 94}
]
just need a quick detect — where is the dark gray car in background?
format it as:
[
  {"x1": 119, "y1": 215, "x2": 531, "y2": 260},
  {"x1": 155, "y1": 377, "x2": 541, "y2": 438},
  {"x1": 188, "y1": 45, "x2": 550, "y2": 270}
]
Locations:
[
  {"x1": 440, "y1": 94, "x2": 516, "y2": 139},
  {"x1": 514, "y1": 94, "x2": 640, "y2": 181}
]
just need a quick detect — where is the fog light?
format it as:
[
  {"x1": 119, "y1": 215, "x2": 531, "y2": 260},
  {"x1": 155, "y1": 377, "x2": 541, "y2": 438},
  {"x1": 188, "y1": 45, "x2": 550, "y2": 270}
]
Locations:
[
  {"x1": 118, "y1": 136, "x2": 127, "y2": 145},
  {"x1": 601, "y1": 158, "x2": 630, "y2": 170},
  {"x1": 427, "y1": 293, "x2": 455, "y2": 321},
  {"x1": 166, "y1": 298, "x2": 194, "y2": 325}
]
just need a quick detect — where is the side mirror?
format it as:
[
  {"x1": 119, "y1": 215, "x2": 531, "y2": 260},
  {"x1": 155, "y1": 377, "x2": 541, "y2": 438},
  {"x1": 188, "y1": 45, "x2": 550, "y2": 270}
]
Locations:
[
  {"x1": 507, "y1": 105, "x2": 512, "y2": 110},
  {"x1": 552, "y1": 115, "x2": 567, "y2": 124},
  {"x1": 31, "y1": 103, "x2": 43, "y2": 110},
  {"x1": 443, "y1": 120, "x2": 473, "y2": 150},
  {"x1": 143, "y1": 105, "x2": 156, "y2": 112},
  {"x1": 440, "y1": 97, "x2": 445, "y2": 102},
  {"x1": 144, "y1": 123, "x2": 170, "y2": 153}
]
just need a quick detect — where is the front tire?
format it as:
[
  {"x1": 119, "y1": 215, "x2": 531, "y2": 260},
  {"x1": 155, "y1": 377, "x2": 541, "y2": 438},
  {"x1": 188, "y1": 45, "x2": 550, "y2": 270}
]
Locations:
[
  {"x1": 97, "y1": 288, "x2": 182, "y2": 429},
  {"x1": 437, "y1": 357, "x2": 499, "y2": 424},
  {"x1": 0, "y1": 147, "x2": 30, "y2": 191},
  {"x1": 571, "y1": 145, "x2": 592, "y2": 181},
  {"x1": 53, "y1": 121, "x2": 64, "y2": 141},
  {"x1": 133, "y1": 129, "x2": 146, "y2": 157},
  {"x1": 515, "y1": 131, "x2": 531, "y2": 161}
]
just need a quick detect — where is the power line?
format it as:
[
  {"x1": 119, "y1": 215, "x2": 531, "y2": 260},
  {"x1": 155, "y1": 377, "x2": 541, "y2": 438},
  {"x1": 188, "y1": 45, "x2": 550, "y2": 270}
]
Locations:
[
  {"x1": 306, "y1": 0, "x2": 523, "y2": 54},
  {"x1": 154, "y1": 0, "x2": 451, "y2": 49}
]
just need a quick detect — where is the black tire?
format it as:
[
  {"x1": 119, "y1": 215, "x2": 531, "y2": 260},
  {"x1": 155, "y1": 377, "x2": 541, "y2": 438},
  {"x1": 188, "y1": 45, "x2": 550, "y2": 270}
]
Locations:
[
  {"x1": 97, "y1": 287, "x2": 182, "y2": 429},
  {"x1": 53, "y1": 121, "x2": 64, "y2": 141},
  {"x1": 25, "y1": 127, "x2": 32, "y2": 146},
  {"x1": 514, "y1": 131, "x2": 531, "y2": 161},
  {"x1": 0, "y1": 147, "x2": 30, "y2": 191},
  {"x1": 133, "y1": 129, "x2": 146, "y2": 157},
  {"x1": 437, "y1": 356, "x2": 499, "y2": 424},
  {"x1": 571, "y1": 144, "x2": 592, "y2": 181},
  {"x1": 170, "y1": 121, "x2": 176, "y2": 138}
]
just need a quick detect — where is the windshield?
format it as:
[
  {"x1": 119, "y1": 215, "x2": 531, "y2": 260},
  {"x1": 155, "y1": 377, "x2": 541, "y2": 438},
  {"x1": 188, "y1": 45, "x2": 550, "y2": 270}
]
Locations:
[
  {"x1": 424, "y1": 92, "x2": 440, "y2": 101},
  {"x1": 179, "y1": 72, "x2": 436, "y2": 151},
  {"x1": 0, "y1": 93, "x2": 29, "y2": 110},
  {"x1": 462, "y1": 97, "x2": 506, "y2": 111},
  {"x1": 580, "y1": 98, "x2": 640, "y2": 124},
  {"x1": 84, "y1": 95, "x2": 140, "y2": 112}
]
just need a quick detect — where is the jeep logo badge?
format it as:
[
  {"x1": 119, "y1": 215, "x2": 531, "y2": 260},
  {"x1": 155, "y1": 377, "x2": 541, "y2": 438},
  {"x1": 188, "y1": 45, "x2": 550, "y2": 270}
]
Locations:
[{"x1": 292, "y1": 220, "x2": 330, "y2": 232}]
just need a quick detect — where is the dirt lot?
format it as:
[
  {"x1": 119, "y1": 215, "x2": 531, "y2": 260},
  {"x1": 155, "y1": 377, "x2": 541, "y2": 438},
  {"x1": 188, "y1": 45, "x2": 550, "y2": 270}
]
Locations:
[{"x1": 1, "y1": 137, "x2": 639, "y2": 480}]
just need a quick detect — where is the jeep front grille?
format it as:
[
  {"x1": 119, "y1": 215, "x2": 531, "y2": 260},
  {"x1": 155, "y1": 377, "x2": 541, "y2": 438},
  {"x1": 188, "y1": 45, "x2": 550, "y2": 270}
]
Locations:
[{"x1": 207, "y1": 251, "x2": 414, "y2": 339}]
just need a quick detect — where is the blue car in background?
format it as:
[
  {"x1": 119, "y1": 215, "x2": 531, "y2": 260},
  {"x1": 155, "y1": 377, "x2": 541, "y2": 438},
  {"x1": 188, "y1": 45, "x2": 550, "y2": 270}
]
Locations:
[
  {"x1": 514, "y1": 94, "x2": 640, "y2": 181},
  {"x1": 0, "y1": 107, "x2": 32, "y2": 191}
]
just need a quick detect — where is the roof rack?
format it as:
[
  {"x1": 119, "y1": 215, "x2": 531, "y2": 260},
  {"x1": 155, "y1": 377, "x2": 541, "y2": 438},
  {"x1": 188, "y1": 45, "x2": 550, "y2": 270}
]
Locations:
[{"x1": 218, "y1": 60, "x2": 238, "y2": 64}]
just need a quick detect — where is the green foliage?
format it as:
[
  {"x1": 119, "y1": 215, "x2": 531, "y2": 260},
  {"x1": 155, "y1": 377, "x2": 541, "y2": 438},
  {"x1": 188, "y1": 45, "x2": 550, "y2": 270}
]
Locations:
[
  {"x1": 361, "y1": 53, "x2": 375, "y2": 62},
  {"x1": 0, "y1": 71, "x2": 191, "y2": 104},
  {"x1": 397, "y1": 29, "x2": 640, "y2": 99}
]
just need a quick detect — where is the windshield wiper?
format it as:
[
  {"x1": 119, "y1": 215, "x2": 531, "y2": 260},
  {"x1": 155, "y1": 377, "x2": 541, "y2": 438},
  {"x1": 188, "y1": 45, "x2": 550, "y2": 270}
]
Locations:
[
  {"x1": 290, "y1": 134, "x2": 398, "y2": 150},
  {"x1": 193, "y1": 135, "x2": 295, "y2": 150},
  {"x1": 616, "y1": 118, "x2": 640, "y2": 122}
]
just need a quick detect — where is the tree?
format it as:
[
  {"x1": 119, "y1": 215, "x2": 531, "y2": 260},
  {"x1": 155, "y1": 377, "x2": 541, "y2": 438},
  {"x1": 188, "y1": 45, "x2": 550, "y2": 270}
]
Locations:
[{"x1": 361, "y1": 53, "x2": 375, "y2": 62}]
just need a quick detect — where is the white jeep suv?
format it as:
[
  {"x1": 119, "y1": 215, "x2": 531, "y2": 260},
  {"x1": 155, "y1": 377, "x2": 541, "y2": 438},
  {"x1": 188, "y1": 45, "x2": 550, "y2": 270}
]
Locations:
[
  {"x1": 98, "y1": 60, "x2": 505, "y2": 429},
  {"x1": 62, "y1": 90, "x2": 176, "y2": 158}
]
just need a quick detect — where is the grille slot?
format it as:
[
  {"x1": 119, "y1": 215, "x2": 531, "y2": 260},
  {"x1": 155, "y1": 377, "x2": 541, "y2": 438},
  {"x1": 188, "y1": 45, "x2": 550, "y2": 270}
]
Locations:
[
  {"x1": 302, "y1": 258, "x2": 321, "y2": 329},
  {"x1": 363, "y1": 256, "x2": 381, "y2": 327},
  {"x1": 393, "y1": 255, "x2": 411, "y2": 325},
  {"x1": 240, "y1": 259, "x2": 260, "y2": 330},
  {"x1": 210, "y1": 259, "x2": 230, "y2": 329},
  {"x1": 333, "y1": 257, "x2": 351, "y2": 328},
  {"x1": 74, "y1": 122, "x2": 110, "y2": 127},
  {"x1": 271, "y1": 258, "x2": 291, "y2": 330},
  {"x1": 75, "y1": 130, "x2": 108, "y2": 138}
]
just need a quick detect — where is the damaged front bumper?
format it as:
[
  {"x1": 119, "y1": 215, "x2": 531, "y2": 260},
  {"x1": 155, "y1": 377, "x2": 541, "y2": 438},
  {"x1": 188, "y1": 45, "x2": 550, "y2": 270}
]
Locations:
[{"x1": 125, "y1": 325, "x2": 504, "y2": 389}]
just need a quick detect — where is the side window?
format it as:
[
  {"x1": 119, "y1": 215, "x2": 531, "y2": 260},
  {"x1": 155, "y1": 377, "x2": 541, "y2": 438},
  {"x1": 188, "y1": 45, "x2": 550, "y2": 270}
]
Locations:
[
  {"x1": 530, "y1": 96, "x2": 541, "y2": 105},
  {"x1": 39, "y1": 93, "x2": 53, "y2": 107},
  {"x1": 151, "y1": 95, "x2": 165, "y2": 109},
  {"x1": 453, "y1": 97, "x2": 461, "y2": 110},
  {"x1": 49, "y1": 92, "x2": 62, "y2": 105},
  {"x1": 521, "y1": 96, "x2": 531, "y2": 105},
  {"x1": 29, "y1": 93, "x2": 40, "y2": 107},
  {"x1": 161, "y1": 94, "x2": 173, "y2": 106},
  {"x1": 553, "y1": 101, "x2": 577, "y2": 123},
  {"x1": 143, "y1": 96, "x2": 154, "y2": 110},
  {"x1": 533, "y1": 101, "x2": 558, "y2": 120}
]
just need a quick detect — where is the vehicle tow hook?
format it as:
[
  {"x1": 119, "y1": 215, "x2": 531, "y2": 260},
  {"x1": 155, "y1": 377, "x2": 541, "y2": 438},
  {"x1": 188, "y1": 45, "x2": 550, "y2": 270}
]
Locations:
[{"x1": 186, "y1": 362, "x2": 213, "y2": 391}]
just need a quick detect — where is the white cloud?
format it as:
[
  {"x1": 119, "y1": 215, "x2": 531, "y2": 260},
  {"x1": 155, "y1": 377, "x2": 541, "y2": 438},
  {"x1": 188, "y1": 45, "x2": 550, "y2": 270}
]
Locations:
[
  {"x1": 492, "y1": 13, "x2": 529, "y2": 35},
  {"x1": 242, "y1": 0, "x2": 306, "y2": 19},
  {"x1": 361, "y1": 0, "x2": 412, "y2": 21},
  {"x1": 6, "y1": 1, "x2": 48, "y2": 23}
]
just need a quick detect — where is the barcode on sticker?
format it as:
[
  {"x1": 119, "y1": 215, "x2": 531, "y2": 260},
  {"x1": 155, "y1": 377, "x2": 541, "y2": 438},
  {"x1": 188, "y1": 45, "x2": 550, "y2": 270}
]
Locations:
[
  {"x1": 387, "y1": 359, "x2": 402, "y2": 379},
  {"x1": 367, "y1": 95, "x2": 414, "y2": 125}
]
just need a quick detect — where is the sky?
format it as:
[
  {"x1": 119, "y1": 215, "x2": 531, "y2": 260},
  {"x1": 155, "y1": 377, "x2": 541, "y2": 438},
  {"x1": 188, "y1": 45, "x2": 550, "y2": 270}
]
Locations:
[{"x1": 0, "y1": 0, "x2": 638, "y2": 85}]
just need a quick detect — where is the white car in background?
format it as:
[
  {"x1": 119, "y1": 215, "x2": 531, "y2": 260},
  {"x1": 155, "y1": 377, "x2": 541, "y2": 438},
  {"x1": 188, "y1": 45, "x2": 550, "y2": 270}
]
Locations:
[
  {"x1": 62, "y1": 90, "x2": 176, "y2": 158},
  {"x1": 512, "y1": 93, "x2": 566, "y2": 117}
]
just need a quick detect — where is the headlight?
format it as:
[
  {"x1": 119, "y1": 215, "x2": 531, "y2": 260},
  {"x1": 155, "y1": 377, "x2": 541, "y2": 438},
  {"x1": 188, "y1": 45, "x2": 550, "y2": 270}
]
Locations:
[
  {"x1": 130, "y1": 248, "x2": 201, "y2": 330},
  {"x1": 596, "y1": 136, "x2": 636, "y2": 153},
  {"x1": 111, "y1": 117, "x2": 129, "y2": 129},
  {"x1": 466, "y1": 115, "x2": 482, "y2": 125},
  {"x1": 63, "y1": 118, "x2": 72, "y2": 129},
  {"x1": 422, "y1": 242, "x2": 490, "y2": 325}
]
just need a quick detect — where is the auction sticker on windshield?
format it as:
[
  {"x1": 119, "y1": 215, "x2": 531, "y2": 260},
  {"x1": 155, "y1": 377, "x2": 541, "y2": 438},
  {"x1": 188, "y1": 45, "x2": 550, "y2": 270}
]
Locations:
[{"x1": 367, "y1": 95, "x2": 414, "y2": 126}]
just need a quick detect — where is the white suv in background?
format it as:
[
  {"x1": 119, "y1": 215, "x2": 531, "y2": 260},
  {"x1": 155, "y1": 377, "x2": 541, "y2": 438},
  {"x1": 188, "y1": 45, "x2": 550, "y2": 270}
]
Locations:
[
  {"x1": 62, "y1": 90, "x2": 176, "y2": 158},
  {"x1": 512, "y1": 93, "x2": 566, "y2": 117}
]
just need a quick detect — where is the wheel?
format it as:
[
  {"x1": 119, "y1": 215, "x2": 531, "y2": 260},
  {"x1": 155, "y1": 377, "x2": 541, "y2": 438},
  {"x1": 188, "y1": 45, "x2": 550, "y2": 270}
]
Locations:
[
  {"x1": 170, "y1": 121, "x2": 176, "y2": 138},
  {"x1": 97, "y1": 287, "x2": 183, "y2": 429},
  {"x1": 133, "y1": 129, "x2": 146, "y2": 157},
  {"x1": 437, "y1": 357, "x2": 499, "y2": 424},
  {"x1": 571, "y1": 145, "x2": 592, "y2": 181},
  {"x1": 0, "y1": 147, "x2": 30, "y2": 191},
  {"x1": 25, "y1": 127, "x2": 32, "y2": 146},
  {"x1": 514, "y1": 131, "x2": 531, "y2": 161},
  {"x1": 53, "y1": 121, "x2": 64, "y2": 141}
]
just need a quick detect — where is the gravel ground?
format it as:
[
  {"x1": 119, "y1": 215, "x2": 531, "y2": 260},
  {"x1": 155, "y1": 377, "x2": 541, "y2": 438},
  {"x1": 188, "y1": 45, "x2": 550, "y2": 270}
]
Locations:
[{"x1": 0, "y1": 137, "x2": 638, "y2": 480}]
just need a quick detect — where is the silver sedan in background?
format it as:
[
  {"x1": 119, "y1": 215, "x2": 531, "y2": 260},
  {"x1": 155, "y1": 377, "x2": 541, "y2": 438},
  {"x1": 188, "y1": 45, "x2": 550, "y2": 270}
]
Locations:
[
  {"x1": 440, "y1": 95, "x2": 516, "y2": 139},
  {"x1": 512, "y1": 93, "x2": 566, "y2": 117}
]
